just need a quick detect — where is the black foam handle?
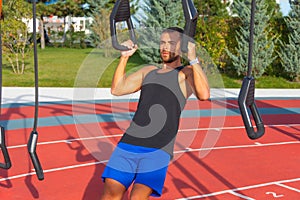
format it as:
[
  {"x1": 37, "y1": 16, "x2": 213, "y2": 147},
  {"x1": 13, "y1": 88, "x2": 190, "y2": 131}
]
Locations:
[
  {"x1": 0, "y1": 126, "x2": 11, "y2": 169},
  {"x1": 110, "y1": 0, "x2": 137, "y2": 51},
  {"x1": 28, "y1": 131, "x2": 44, "y2": 180},
  {"x1": 238, "y1": 77, "x2": 265, "y2": 140},
  {"x1": 181, "y1": 0, "x2": 198, "y2": 53}
]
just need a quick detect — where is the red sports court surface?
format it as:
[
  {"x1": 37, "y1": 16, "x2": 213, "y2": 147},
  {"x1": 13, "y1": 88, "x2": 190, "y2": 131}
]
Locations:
[{"x1": 0, "y1": 95, "x2": 299, "y2": 200}]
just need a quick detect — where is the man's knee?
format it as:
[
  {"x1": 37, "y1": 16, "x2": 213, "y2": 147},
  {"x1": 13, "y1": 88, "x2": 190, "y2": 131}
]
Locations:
[
  {"x1": 130, "y1": 183, "x2": 152, "y2": 200},
  {"x1": 100, "y1": 178, "x2": 126, "y2": 200},
  {"x1": 130, "y1": 192, "x2": 151, "y2": 200}
]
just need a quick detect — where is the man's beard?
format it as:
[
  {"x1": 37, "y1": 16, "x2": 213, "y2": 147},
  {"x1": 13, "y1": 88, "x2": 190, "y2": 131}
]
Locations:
[{"x1": 161, "y1": 52, "x2": 180, "y2": 63}]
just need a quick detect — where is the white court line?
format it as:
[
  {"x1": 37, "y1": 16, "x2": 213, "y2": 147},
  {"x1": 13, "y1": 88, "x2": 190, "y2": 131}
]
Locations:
[
  {"x1": 176, "y1": 178, "x2": 300, "y2": 200},
  {"x1": 1, "y1": 123, "x2": 299, "y2": 183},
  {"x1": 7, "y1": 134, "x2": 124, "y2": 149},
  {"x1": 0, "y1": 160, "x2": 108, "y2": 183},
  {"x1": 276, "y1": 183, "x2": 300, "y2": 193},
  {"x1": 6, "y1": 123, "x2": 300, "y2": 150},
  {"x1": 212, "y1": 99, "x2": 239, "y2": 108},
  {"x1": 3, "y1": 88, "x2": 299, "y2": 104},
  {"x1": 178, "y1": 123, "x2": 300, "y2": 132},
  {"x1": 228, "y1": 191, "x2": 255, "y2": 200},
  {"x1": 1, "y1": 140, "x2": 299, "y2": 183},
  {"x1": 175, "y1": 140, "x2": 300, "y2": 154}
]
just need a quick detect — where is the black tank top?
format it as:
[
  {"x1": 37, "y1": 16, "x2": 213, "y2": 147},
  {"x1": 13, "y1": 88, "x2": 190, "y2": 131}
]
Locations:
[{"x1": 119, "y1": 67, "x2": 187, "y2": 156}]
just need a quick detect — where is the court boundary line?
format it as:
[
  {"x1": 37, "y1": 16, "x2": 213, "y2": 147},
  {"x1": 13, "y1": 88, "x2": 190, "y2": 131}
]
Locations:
[
  {"x1": 175, "y1": 140, "x2": 300, "y2": 153},
  {"x1": 176, "y1": 177, "x2": 300, "y2": 200},
  {"x1": 1, "y1": 96, "x2": 299, "y2": 198},
  {"x1": 6, "y1": 123, "x2": 300, "y2": 149},
  {"x1": 2, "y1": 123, "x2": 298, "y2": 183},
  {"x1": 1, "y1": 140, "x2": 299, "y2": 183},
  {"x1": 276, "y1": 183, "x2": 300, "y2": 193},
  {"x1": 228, "y1": 191, "x2": 255, "y2": 200},
  {"x1": 0, "y1": 160, "x2": 108, "y2": 183}
]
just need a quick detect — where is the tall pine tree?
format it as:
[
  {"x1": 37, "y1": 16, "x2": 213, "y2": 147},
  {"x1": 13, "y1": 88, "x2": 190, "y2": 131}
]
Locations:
[
  {"x1": 279, "y1": 0, "x2": 300, "y2": 81},
  {"x1": 86, "y1": 0, "x2": 139, "y2": 53},
  {"x1": 85, "y1": 0, "x2": 114, "y2": 48},
  {"x1": 138, "y1": 0, "x2": 184, "y2": 64},
  {"x1": 226, "y1": 0, "x2": 277, "y2": 78},
  {"x1": 264, "y1": 0, "x2": 286, "y2": 77}
]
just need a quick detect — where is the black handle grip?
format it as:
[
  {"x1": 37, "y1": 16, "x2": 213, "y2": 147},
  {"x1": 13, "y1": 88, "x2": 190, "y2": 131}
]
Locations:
[
  {"x1": 0, "y1": 126, "x2": 12, "y2": 169},
  {"x1": 181, "y1": 0, "x2": 198, "y2": 53},
  {"x1": 238, "y1": 77, "x2": 265, "y2": 140},
  {"x1": 110, "y1": 0, "x2": 137, "y2": 51},
  {"x1": 28, "y1": 131, "x2": 44, "y2": 180}
]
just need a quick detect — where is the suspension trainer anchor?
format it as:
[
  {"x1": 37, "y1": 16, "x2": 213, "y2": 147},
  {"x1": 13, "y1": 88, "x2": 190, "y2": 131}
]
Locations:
[
  {"x1": 238, "y1": 77, "x2": 265, "y2": 139},
  {"x1": 28, "y1": 131, "x2": 44, "y2": 180},
  {"x1": 27, "y1": 0, "x2": 44, "y2": 180},
  {"x1": 110, "y1": 0, "x2": 137, "y2": 51},
  {"x1": 238, "y1": 0, "x2": 265, "y2": 140}
]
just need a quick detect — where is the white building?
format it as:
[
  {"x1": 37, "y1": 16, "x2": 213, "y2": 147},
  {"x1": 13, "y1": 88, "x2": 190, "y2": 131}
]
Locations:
[{"x1": 25, "y1": 16, "x2": 93, "y2": 35}]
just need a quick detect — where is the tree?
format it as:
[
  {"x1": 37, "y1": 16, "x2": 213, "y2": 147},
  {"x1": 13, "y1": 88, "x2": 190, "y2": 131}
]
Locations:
[
  {"x1": 85, "y1": 0, "x2": 114, "y2": 50},
  {"x1": 36, "y1": 1, "x2": 55, "y2": 49},
  {"x1": 226, "y1": 0, "x2": 277, "y2": 78},
  {"x1": 138, "y1": 0, "x2": 184, "y2": 64},
  {"x1": 264, "y1": 0, "x2": 286, "y2": 77},
  {"x1": 278, "y1": 0, "x2": 300, "y2": 81},
  {"x1": 1, "y1": 0, "x2": 32, "y2": 74},
  {"x1": 86, "y1": 0, "x2": 139, "y2": 56},
  {"x1": 195, "y1": 0, "x2": 230, "y2": 70},
  {"x1": 26, "y1": 0, "x2": 54, "y2": 49}
]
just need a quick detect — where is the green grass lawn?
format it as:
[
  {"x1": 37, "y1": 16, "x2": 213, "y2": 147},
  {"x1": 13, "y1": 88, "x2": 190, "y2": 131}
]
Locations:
[
  {"x1": 3, "y1": 47, "x2": 93, "y2": 87},
  {"x1": 2, "y1": 47, "x2": 299, "y2": 88}
]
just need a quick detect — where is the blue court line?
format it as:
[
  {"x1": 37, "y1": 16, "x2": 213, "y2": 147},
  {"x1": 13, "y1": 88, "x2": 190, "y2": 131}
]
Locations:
[
  {"x1": 1, "y1": 96, "x2": 299, "y2": 109},
  {"x1": 0, "y1": 107, "x2": 299, "y2": 131}
]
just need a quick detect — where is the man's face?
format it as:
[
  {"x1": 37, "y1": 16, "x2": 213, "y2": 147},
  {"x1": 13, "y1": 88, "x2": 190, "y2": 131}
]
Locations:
[{"x1": 160, "y1": 31, "x2": 181, "y2": 63}]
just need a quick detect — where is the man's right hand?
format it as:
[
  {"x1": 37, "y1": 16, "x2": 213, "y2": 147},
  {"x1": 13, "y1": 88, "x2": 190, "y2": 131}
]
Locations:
[{"x1": 121, "y1": 40, "x2": 138, "y2": 57}]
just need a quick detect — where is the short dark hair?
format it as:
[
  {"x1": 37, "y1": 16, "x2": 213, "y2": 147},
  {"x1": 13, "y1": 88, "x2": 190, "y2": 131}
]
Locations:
[{"x1": 162, "y1": 27, "x2": 184, "y2": 36}]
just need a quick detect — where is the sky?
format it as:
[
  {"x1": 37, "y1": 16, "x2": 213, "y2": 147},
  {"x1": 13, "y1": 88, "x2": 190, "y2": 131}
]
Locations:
[
  {"x1": 42, "y1": 0, "x2": 292, "y2": 17},
  {"x1": 278, "y1": 0, "x2": 291, "y2": 15}
]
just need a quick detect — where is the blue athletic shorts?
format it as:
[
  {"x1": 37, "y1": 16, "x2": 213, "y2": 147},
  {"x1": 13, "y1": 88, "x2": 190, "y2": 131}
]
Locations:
[{"x1": 101, "y1": 142, "x2": 171, "y2": 197}]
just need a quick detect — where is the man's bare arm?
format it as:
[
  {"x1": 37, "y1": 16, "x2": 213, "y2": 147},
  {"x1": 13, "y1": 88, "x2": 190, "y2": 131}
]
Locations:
[
  {"x1": 186, "y1": 42, "x2": 210, "y2": 100},
  {"x1": 110, "y1": 40, "x2": 143, "y2": 96}
]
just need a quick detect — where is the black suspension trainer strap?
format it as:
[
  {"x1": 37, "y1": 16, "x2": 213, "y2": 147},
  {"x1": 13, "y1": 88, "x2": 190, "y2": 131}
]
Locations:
[
  {"x1": 27, "y1": 0, "x2": 44, "y2": 180},
  {"x1": 0, "y1": 2, "x2": 12, "y2": 169},
  {"x1": 110, "y1": 0, "x2": 198, "y2": 53},
  {"x1": 181, "y1": 0, "x2": 198, "y2": 53},
  {"x1": 238, "y1": 0, "x2": 265, "y2": 140},
  {"x1": 110, "y1": 0, "x2": 137, "y2": 51}
]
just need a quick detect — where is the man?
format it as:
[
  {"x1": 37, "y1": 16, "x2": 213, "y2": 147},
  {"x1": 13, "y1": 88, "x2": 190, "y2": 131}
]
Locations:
[{"x1": 100, "y1": 27, "x2": 210, "y2": 199}]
